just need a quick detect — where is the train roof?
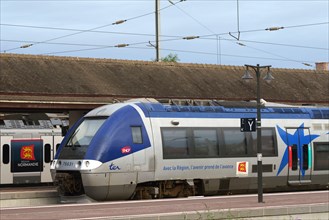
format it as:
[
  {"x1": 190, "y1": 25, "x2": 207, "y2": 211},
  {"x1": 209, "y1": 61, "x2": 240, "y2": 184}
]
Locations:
[
  {"x1": 138, "y1": 101, "x2": 329, "y2": 120},
  {"x1": 87, "y1": 99, "x2": 329, "y2": 120},
  {"x1": 0, "y1": 113, "x2": 68, "y2": 129}
]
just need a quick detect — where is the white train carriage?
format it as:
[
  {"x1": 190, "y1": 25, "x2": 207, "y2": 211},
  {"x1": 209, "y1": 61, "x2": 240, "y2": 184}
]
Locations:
[
  {"x1": 51, "y1": 99, "x2": 329, "y2": 201},
  {"x1": 1, "y1": 117, "x2": 64, "y2": 184}
]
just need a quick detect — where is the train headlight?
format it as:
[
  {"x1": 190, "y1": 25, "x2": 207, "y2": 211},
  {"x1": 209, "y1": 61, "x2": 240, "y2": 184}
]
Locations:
[
  {"x1": 56, "y1": 161, "x2": 61, "y2": 168},
  {"x1": 75, "y1": 161, "x2": 82, "y2": 168},
  {"x1": 85, "y1": 161, "x2": 90, "y2": 167}
]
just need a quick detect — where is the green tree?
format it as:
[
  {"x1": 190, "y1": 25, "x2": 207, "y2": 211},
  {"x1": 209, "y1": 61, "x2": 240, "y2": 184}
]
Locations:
[{"x1": 158, "y1": 53, "x2": 180, "y2": 62}]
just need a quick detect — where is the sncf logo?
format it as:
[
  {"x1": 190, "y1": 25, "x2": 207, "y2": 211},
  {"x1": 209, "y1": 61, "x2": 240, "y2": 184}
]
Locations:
[
  {"x1": 20, "y1": 145, "x2": 36, "y2": 160},
  {"x1": 121, "y1": 146, "x2": 131, "y2": 154}
]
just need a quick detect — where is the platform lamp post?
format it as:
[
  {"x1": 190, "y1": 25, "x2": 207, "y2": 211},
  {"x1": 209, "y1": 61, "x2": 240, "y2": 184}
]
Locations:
[{"x1": 242, "y1": 64, "x2": 273, "y2": 203}]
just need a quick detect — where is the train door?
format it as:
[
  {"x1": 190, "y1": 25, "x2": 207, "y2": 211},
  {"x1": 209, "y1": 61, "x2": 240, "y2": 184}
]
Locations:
[
  {"x1": 286, "y1": 127, "x2": 312, "y2": 185},
  {"x1": 41, "y1": 135, "x2": 53, "y2": 182},
  {"x1": 1, "y1": 135, "x2": 13, "y2": 184}
]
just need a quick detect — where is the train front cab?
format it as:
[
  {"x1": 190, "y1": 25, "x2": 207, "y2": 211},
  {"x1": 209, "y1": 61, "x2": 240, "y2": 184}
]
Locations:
[
  {"x1": 80, "y1": 104, "x2": 153, "y2": 200},
  {"x1": 53, "y1": 103, "x2": 153, "y2": 201}
]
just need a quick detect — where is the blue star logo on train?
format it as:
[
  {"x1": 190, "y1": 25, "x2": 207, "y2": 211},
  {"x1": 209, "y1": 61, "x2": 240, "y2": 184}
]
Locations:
[{"x1": 276, "y1": 123, "x2": 319, "y2": 176}]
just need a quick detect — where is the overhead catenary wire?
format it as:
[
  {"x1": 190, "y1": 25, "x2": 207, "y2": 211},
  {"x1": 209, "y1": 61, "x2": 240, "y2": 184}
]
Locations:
[
  {"x1": 2, "y1": 20, "x2": 328, "y2": 67},
  {"x1": 198, "y1": 22, "x2": 329, "y2": 67},
  {"x1": 2, "y1": 21, "x2": 326, "y2": 40},
  {"x1": 0, "y1": 23, "x2": 182, "y2": 38},
  {"x1": 40, "y1": 37, "x2": 183, "y2": 55},
  {"x1": 197, "y1": 37, "x2": 328, "y2": 51},
  {"x1": 168, "y1": 0, "x2": 223, "y2": 64},
  {"x1": 2, "y1": 22, "x2": 328, "y2": 52},
  {"x1": 2, "y1": 0, "x2": 326, "y2": 1},
  {"x1": 169, "y1": 0, "x2": 216, "y2": 35},
  {"x1": 1, "y1": 0, "x2": 184, "y2": 53},
  {"x1": 42, "y1": 44, "x2": 319, "y2": 65},
  {"x1": 1, "y1": 1, "x2": 327, "y2": 68},
  {"x1": 3, "y1": 36, "x2": 327, "y2": 51},
  {"x1": 158, "y1": 47, "x2": 317, "y2": 64},
  {"x1": 2, "y1": 21, "x2": 327, "y2": 45},
  {"x1": 1, "y1": 40, "x2": 324, "y2": 68},
  {"x1": 235, "y1": 42, "x2": 315, "y2": 66},
  {"x1": 199, "y1": 22, "x2": 329, "y2": 38},
  {"x1": 159, "y1": 0, "x2": 328, "y2": 66},
  {"x1": 163, "y1": 0, "x2": 328, "y2": 67}
]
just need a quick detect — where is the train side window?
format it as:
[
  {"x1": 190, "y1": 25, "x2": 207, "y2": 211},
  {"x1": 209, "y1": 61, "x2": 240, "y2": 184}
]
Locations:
[
  {"x1": 162, "y1": 128, "x2": 189, "y2": 159},
  {"x1": 314, "y1": 142, "x2": 329, "y2": 170},
  {"x1": 2, "y1": 144, "x2": 10, "y2": 164},
  {"x1": 193, "y1": 129, "x2": 219, "y2": 157},
  {"x1": 251, "y1": 128, "x2": 277, "y2": 157},
  {"x1": 44, "y1": 144, "x2": 51, "y2": 163},
  {"x1": 56, "y1": 144, "x2": 60, "y2": 151},
  {"x1": 131, "y1": 126, "x2": 143, "y2": 144},
  {"x1": 221, "y1": 128, "x2": 248, "y2": 157}
]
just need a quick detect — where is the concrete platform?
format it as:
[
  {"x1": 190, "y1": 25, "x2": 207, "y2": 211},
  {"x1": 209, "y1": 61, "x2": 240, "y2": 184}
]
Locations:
[
  {"x1": 0, "y1": 186, "x2": 59, "y2": 207},
  {"x1": 0, "y1": 188, "x2": 328, "y2": 220},
  {"x1": 155, "y1": 203, "x2": 329, "y2": 220}
]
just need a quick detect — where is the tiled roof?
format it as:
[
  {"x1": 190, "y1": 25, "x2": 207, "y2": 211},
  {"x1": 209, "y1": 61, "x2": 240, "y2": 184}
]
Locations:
[{"x1": 0, "y1": 53, "x2": 328, "y2": 110}]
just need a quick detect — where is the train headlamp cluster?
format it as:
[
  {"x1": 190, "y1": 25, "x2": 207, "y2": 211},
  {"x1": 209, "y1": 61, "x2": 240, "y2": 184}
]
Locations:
[
  {"x1": 51, "y1": 159, "x2": 101, "y2": 170},
  {"x1": 75, "y1": 161, "x2": 82, "y2": 168},
  {"x1": 55, "y1": 160, "x2": 61, "y2": 169},
  {"x1": 74, "y1": 160, "x2": 90, "y2": 168}
]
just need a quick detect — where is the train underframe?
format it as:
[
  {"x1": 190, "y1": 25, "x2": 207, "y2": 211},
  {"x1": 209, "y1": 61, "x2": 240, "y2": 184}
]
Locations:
[
  {"x1": 130, "y1": 178, "x2": 328, "y2": 200},
  {"x1": 133, "y1": 179, "x2": 200, "y2": 199},
  {"x1": 53, "y1": 171, "x2": 328, "y2": 200},
  {"x1": 54, "y1": 170, "x2": 202, "y2": 199},
  {"x1": 54, "y1": 171, "x2": 85, "y2": 196}
]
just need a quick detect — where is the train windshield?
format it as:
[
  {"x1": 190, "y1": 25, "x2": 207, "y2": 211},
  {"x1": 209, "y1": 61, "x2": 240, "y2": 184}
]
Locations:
[{"x1": 58, "y1": 117, "x2": 107, "y2": 159}]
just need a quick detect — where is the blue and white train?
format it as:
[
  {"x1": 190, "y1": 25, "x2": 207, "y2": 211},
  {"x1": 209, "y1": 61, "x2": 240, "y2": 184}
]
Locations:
[{"x1": 51, "y1": 99, "x2": 329, "y2": 201}]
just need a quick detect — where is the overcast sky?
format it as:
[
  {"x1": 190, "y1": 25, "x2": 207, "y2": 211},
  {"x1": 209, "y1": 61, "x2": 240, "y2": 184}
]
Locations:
[{"x1": 1, "y1": 0, "x2": 328, "y2": 69}]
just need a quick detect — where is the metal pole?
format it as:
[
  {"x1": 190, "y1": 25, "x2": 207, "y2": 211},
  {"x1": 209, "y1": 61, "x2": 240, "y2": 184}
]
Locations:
[
  {"x1": 256, "y1": 64, "x2": 263, "y2": 203},
  {"x1": 155, "y1": 0, "x2": 160, "y2": 62},
  {"x1": 216, "y1": 35, "x2": 221, "y2": 65},
  {"x1": 244, "y1": 64, "x2": 271, "y2": 203}
]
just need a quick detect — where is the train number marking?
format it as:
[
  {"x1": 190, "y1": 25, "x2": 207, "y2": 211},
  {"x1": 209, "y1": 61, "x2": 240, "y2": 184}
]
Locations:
[{"x1": 62, "y1": 161, "x2": 74, "y2": 167}]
